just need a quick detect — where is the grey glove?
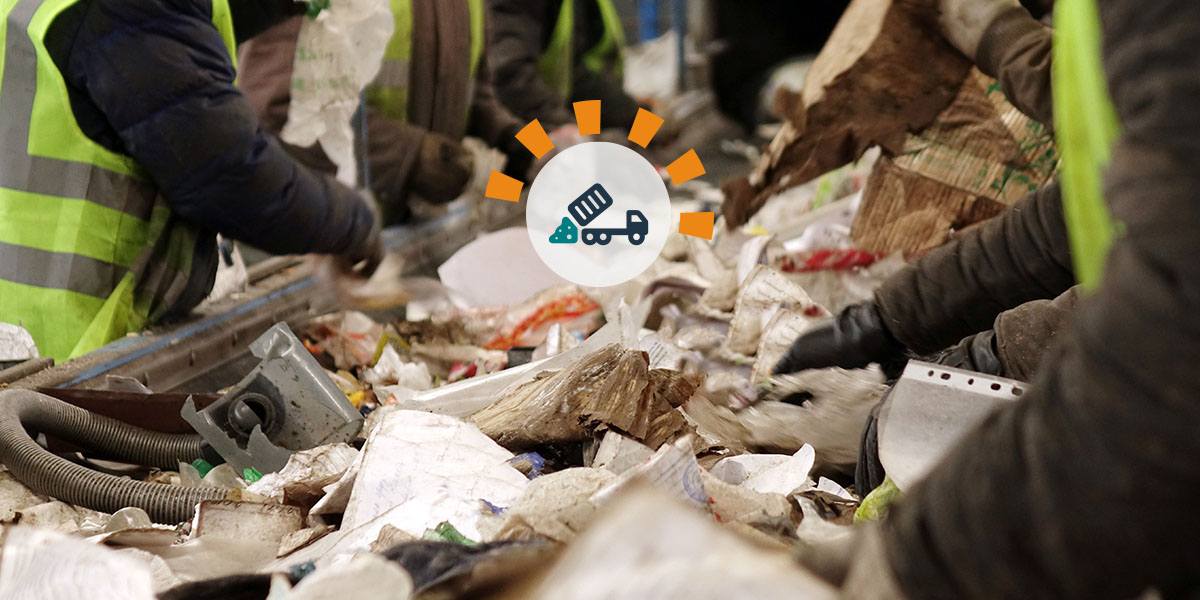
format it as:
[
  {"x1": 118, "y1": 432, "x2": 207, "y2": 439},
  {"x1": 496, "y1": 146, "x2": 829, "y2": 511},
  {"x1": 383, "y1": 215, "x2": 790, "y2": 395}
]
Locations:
[
  {"x1": 937, "y1": 0, "x2": 1024, "y2": 60},
  {"x1": 839, "y1": 525, "x2": 909, "y2": 599},
  {"x1": 337, "y1": 192, "x2": 383, "y2": 278},
  {"x1": 410, "y1": 132, "x2": 474, "y2": 204},
  {"x1": 793, "y1": 524, "x2": 908, "y2": 599}
]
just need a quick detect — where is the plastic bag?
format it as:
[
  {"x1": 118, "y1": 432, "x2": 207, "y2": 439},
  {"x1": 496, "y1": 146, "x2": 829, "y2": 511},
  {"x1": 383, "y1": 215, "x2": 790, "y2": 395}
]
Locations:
[{"x1": 282, "y1": 0, "x2": 393, "y2": 186}]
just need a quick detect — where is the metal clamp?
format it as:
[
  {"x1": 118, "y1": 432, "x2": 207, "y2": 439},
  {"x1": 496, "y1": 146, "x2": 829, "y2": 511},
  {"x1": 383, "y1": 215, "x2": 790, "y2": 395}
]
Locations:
[{"x1": 182, "y1": 323, "x2": 363, "y2": 474}]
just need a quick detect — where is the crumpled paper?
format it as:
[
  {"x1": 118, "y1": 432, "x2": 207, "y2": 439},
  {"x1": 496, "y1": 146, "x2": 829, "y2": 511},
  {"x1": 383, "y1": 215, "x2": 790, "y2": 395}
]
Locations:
[
  {"x1": 282, "y1": 0, "x2": 393, "y2": 185},
  {"x1": 248, "y1": 444, "x2": 359, "y2": 507},
  {"x1": 341, "y1": 410, "x2": 528, "y2": 540},
  {"x1": 0, "y1": 323, "x2": 38, "y2": 362}
]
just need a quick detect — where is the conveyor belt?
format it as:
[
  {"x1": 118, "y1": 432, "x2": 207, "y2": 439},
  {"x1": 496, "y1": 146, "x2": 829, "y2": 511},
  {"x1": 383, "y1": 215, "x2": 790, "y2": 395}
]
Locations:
[{"x1": 10, "y1": 197, "x2": 524, "y2": 392}]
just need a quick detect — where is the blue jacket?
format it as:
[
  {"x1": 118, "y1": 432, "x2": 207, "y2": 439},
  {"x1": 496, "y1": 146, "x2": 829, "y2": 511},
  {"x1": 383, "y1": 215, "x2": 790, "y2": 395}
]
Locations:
[{"x1": 42, "y1": 0, "x2": 375, "y2": 269}]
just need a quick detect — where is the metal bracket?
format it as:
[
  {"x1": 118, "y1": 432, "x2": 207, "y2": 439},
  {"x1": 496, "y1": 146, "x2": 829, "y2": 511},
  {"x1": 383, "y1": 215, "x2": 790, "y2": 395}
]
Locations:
[{"x1": 182, "y1": 323, "x2": 363, "y2": 474}]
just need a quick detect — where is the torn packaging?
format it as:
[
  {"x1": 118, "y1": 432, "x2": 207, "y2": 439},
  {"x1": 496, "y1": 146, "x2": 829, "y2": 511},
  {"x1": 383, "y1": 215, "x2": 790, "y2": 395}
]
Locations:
[
  {"x1": 850, "y1": 69, "x2": 1058, "y2": 254},
  {"x1": 721, "y1": 0, "x2": 972, "y2": 227},
  {"x1": 470, "y1": 345, "x2": 659, "y2": 449},
  {"x1": 721, "y1": 266, "x2": 828, "y2": 357},
  {"x1": 684, "y1": 368, "x2": 887, "y2": 468}
]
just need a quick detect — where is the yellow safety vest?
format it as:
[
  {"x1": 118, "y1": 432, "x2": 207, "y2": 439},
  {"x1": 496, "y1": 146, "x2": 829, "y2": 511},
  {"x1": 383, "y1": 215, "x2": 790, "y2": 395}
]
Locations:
[
  {"x1": 366, "y1": 0, "x2": 486, "y2": 126},
  {"x1": 1054, "y1": 0, "x2": 1121, "y2": 290},
  {"x1": 0, "y1": 0, "x2": 237, "y2": 360},
  {"x1": 538, "y1": 0, "x2": 626, "y2": 99}
]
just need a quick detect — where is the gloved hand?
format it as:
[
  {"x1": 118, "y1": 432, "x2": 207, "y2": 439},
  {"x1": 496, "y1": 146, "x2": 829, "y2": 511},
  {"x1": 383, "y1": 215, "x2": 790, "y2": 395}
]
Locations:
[
  {"x1": 793, "y1": 524, "x2": 908, "y2": 599},
  {"x1": 336, "y1": 192, "x2": 383, "y2": 278},
  {"x1": 410, "y1": 132, "x2": 474, "y2": 204},
  {"x1": 930, "y1": 329, "x2": 1003, "y2": 375},
  {"x1": 936, "y1": 0, "x2": 1024, "y2": 61},
  {"x1": 499, "y1": 134, "x2": 535, "y2": 183},
  {"x1": 773, "y1": 302, "x2": 907, "y2": 376},
  {"x1": 838, "y1": 525, "x2": 909, "y2": 599}
]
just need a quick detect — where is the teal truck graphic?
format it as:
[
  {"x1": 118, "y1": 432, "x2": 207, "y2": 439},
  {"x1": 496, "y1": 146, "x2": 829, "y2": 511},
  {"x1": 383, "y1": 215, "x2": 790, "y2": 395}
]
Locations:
[{"x1": 550, "y1": 183, "x2": 649, "y2": 246}]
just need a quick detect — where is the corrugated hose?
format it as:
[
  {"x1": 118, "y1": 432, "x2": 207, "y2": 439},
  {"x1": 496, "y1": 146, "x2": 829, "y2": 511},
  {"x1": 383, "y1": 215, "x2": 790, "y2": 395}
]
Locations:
[{"x1": 0, "y1": 389, "x2": 229, "y2": 524}]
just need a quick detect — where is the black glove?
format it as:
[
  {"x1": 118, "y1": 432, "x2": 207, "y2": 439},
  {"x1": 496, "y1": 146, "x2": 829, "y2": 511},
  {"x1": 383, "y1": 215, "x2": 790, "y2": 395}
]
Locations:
[
  {"x1": 772, "y1": 302, "x2": 907, "y2": 376},
  {"x1": 930, "y1": 329, "x2": 1003, "y2": 376},
  {"x1": 499, "y1": 133, "x2": 534, "y2": 182},
  {"x1": 410, "y1": 132, "x2": 473, "y2": 204}
]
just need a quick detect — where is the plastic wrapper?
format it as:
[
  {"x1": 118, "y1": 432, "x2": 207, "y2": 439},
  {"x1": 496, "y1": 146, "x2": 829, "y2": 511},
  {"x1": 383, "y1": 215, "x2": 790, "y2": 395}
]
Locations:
[
  {"x1": 303, "y1": 311, "x2": 385, "y2": 371},
  {"x1": 721, "y1": 265, "x2": 829, "y2": 357},
  {"x1": 470, "y1": 345, "x2": 658, "y2": 449},
  {"x1": 481, "y1": 285, "x2": 603, "y2": 351},
  {"x1": 591, "y1": 436, "x2": 709, "y2": 509},
  {"x1": 0, "y1": 526, "x2": 156, "y2": 599},
  {"x1": 282, "y1": 0, "x2": 392, "y2": 184},
  {"x1": 247, "y1": 444, "x2": 359, "y2": 507}
]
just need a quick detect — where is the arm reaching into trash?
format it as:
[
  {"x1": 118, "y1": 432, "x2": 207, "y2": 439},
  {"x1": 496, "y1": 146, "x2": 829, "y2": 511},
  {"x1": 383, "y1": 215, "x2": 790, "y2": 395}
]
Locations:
[
  {"x1": 69, "y1": 0, "x2": 378, "y2": 262},
  {"x1": 855, "y1": 0, "x2": 1200, "y2": 597},
  {"x1": 971, "y1": 3, "x2": 1054, "y2": 126},
  {"x1": 775, "y1": 180, "x2": 1073, "y2": 375},
  {"x1": 488, "y1": 0, "x2": 574, "y2": 127},
  {"x1": 79, "y1": 0, "x2": 377, "y2": 265},
  {"x1": 468, "y1": 29, "x2": 538, "y2": 182}
]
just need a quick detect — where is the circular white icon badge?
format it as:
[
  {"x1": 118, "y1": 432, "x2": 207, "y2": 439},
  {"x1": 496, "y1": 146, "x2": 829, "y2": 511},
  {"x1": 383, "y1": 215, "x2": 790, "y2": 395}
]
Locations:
[{"x1": 525, "y1": 142, "x2": 670, "y2": 288}]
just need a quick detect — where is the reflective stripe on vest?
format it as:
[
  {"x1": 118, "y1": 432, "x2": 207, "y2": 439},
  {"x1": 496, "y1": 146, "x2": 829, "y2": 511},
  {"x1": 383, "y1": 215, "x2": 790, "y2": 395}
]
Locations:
[
  {"x1": 539, "y1": 0, "x2": 625, "y2": 100},
  {"x1": 1053, "y1": 0, "x2": 1121, "y2": 291},
  {"x1": 582, "y1": 0, "x2": 624, "y2": 77},
  {"x1": 0, "y1": 0, "x2": 235, "y2": 360},
  {"x1": 367, "y1": 0, "x2": 485, "y2": 124}
]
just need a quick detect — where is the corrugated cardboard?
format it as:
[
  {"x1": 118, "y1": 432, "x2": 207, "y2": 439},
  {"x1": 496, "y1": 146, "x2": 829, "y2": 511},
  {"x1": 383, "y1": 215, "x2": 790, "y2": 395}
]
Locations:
[{"x1": 851, "y1": 69, "x2": 1058, "y2": 254}]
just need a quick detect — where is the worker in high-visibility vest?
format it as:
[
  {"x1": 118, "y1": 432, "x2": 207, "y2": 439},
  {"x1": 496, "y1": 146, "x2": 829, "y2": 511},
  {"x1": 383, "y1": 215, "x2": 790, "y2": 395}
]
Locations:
[
  {"x1": 781, "y1": 0, "x2": 1200, "y2": 596},
  {"x1": 768, "y1": 1, "x2": 1063, "y2": 387},
  {"x1": 0, "y1": 0, "x2": 382, "y2": 362},
  {"x1": 489, "y1": 0, "x2": 642, "y2": 130},
  {"x1": 238, "y1": 0, "x2": 532, "y2": 225}
]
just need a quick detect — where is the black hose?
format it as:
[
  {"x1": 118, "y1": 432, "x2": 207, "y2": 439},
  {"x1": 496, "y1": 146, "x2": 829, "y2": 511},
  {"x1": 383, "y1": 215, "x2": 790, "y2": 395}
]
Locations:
[{"x1": 0, "y1": 389, "x2": 229, "y2": 523}]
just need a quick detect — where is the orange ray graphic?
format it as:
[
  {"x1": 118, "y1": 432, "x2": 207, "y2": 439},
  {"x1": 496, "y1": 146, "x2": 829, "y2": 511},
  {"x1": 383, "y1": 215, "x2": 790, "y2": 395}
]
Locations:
[
  {"x1": 573, "y1": 100, "x2": 601, "y2": 136},
  {"x1": 485, "y1": 171, "x2": 523, "y2": 202},
  {"x1": 679, "y1": 212, "x2": 715, "y2": 240},
  {"x1": 627, "y1": 108, "x2": 664, "y2": 148},
  {"x1": 516, "y1": 119, "x2": 555, "y2": 159},
  {"x1": 666, "y1": 149, "x2": 705, "y2": 186}
]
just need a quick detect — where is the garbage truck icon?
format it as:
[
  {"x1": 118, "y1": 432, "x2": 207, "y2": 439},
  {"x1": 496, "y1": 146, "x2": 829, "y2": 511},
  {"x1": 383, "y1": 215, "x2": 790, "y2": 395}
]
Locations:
[
  {"x1": 551, "y1": 183, "x2": 649, "y2": 246},
  {"x1": 582, "y1": 210, "x2": 647, "y2": 246}
]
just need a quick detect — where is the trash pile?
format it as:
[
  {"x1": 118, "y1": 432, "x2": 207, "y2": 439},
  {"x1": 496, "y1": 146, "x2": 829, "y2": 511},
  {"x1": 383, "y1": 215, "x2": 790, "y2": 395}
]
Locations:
[{"x1": 0, "y1": 166, "x2": 915, "y2": 598}]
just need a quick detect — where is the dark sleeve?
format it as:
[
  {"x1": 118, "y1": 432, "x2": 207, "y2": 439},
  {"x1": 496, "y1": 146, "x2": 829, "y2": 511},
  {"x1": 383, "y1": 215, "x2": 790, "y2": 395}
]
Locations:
[
  {"x1": 236, "y1": 14, "x2": 425, "y2": 221},
  {"x1": 975, "y1": 5, "x2": 1054, "y2": 128},
  {"x1": 468, "y1": 39, "x2": 526, "y2": 147},
  {"x1": 228, "y1": 0, "x2": 305, "y2": 45},
  {"x1": 571, "y1": 68, "x2": 641, "y2": 130},
  {"x1": 887, "y1": 1, "x2": 1200, "y2": 598},
  {"x1": 74, "y1": 0, "x2": 374, "y2": 257},
  {"x1": 487, "y1": 0, "x2": 574, "y2": 126},
  {"x1": 874, "y1": 179, "x2": 1074, "y2": 355}
]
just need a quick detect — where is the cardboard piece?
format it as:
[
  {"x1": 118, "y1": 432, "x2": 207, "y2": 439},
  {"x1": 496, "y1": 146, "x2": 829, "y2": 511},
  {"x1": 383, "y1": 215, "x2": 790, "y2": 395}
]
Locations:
[
  {"x1": 722, "y1": 0, "x2": 972, "y2": 227},
  {"x1": 851, "y1": 69, "x2": 1058, "y2": 254}
]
